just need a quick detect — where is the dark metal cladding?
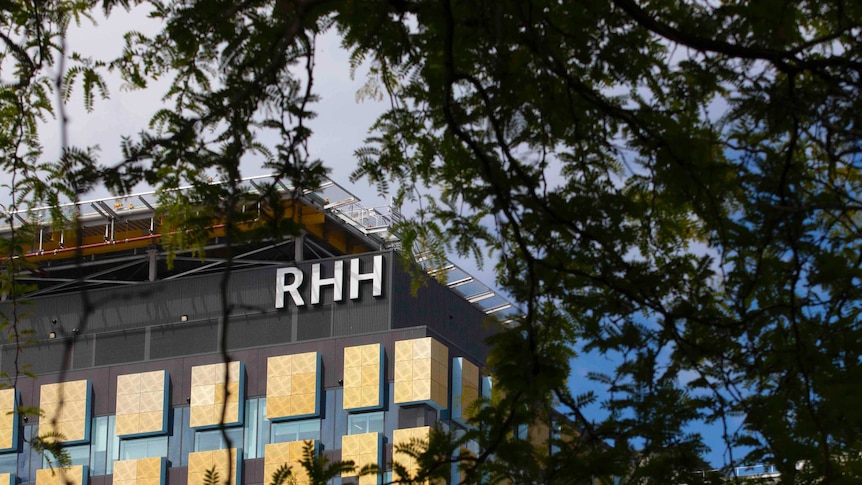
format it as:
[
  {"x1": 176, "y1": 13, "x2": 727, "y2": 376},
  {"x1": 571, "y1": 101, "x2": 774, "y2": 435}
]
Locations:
[
  {"x1": 390, "y1": 259, "x2": 497, "y2": 363},
  {"x1": 0, "y1": 250, "x2": 493, "y2": 376}
]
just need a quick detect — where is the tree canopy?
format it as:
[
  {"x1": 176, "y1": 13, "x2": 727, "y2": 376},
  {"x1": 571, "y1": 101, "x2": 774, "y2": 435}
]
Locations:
[{"x1": 2, "y1": 0, "x2": 862, "y2": 483}]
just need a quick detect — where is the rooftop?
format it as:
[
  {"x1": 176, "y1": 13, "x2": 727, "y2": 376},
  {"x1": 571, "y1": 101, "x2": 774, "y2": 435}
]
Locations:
[{"x1": 1, "y1": 174, "x2": 519, "y2": 322}]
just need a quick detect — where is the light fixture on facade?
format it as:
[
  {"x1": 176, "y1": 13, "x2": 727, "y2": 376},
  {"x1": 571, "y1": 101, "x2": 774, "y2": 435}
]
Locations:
[
  {"x1": 180, "y1": 315, "x2": 188, "y2": 322},
  {"x1": 48, "y1": 331, "x2": 56, "y2": 339}
]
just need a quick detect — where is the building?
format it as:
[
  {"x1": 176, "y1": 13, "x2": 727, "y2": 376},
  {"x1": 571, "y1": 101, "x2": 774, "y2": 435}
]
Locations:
[{"x1": 0, "y1": 175, "x2": 520, "y2": 485}]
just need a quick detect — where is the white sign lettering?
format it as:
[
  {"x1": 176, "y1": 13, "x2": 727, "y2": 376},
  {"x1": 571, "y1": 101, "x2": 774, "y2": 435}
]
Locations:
[{"x1": 275, "y1": 254, "x2": 384, "y2": 309}]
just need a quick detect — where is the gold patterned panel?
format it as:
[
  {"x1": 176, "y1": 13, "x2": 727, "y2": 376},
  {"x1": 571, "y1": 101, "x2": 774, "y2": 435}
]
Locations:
[
  {"x1": 0, "y1": 473, "x2": 12, "y2": 485},
  {"x1": 189, "y1": 362, "x2": 244, "y2": 429},
  {"x1": 394, "y1": 338, "x2": 448, "y2": 409},
  {"x1": 116, "y1": 370, "x2": 168, "y2": 437},
  {"x1": 35, "y1": 465, "x2": 87, "y2": 485},
  {"x1": 392, "y1": 427, "x2": 434, "y2": 484},
  {"x1": 266, "y1": 353, "x2": 320, "y2": 420},
  {"x1": 264, "y1": 440, "x2": 317, "y2": 485},
  {"x1": 39, "y1": 380, "x2": 91, "y2": 444},
  {"x1": 0, "y1": 389, "x2": 18, "y2": 451},
  {"x1": 451, "y1": 358, "x2": 479, "y2": 425},
  {"x1": 341, "y1": 432, "x2": 380, "y2": 484},
  {"x1": 113, "y1": 456, "x2": 165, "y2": 485},
  {"x1": 343, "y1": 344, "x2": 383, "y2": 411},
  {"x1": 187, "y1": 448, "x2": 240, "y2": 485}
]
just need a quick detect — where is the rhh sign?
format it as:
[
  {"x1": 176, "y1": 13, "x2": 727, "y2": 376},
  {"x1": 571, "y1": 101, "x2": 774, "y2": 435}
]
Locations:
[{"x1": 275, "y1": 254, "x2": 384, "y2": 309}]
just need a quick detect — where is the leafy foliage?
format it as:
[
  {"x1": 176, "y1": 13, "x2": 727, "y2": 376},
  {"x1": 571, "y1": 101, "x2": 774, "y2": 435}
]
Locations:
[
  {"x1": 338, "y1": 0, "x2": 862, "y2": 482},
  {"x1": 31, "y1": 431, "x2": 71, "y2": 471},
  {"x1": 2, "y1": 0, "x2": 862, "y2": 483}
]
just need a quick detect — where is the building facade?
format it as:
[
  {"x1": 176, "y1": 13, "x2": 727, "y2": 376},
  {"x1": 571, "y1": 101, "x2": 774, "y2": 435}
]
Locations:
[{"x1": 0, "y1": 177, "x2": 515, "y2": 485}]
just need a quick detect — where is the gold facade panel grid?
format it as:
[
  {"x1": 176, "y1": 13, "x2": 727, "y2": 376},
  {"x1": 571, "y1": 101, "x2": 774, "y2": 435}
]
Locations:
[
  {"x1": 361, "y1": 386, "x2": 379, "y2": 406},
  {"x1": 189, "y1": 362, "x2": 244, "y2": 429},
  {"x1": 343, "y1": 388, "x2": 361, "y2": 409},
  {"x1": 393, "y1": 338, "x2": 448, "y2": 409},
  {"x1": 115, "y1": 370, "x2": 169, "y2": 438},
  {"x1": 266, "y1": 396, "x2": 291, "y2": 418},
  {"x1": 117, "y1": 374, "x2": 142, "y2": 396},
  {"x1": 0, "y1": 389, "x2": 14, "y2": 410},
  {"x1": 112, "y1": 457, "x2": 165, "y2": 485},
  {"x1": 115, "y1": 414, "x2": 139, "y2": 437},
  {"x1": 343, "y1": 343, "x2": 383, "y2": 411},
  {"x1": 116, "y1": 394, "x2": 140, "y2": 415},
  {"x1": 412, "y1": 359, "x2": 431, "y2": 380},
  {"x1": 267, "y1": 375, "x2": 292, "y2": 395},
  {"x1": 393, "y1": 427, "x2": 431, "y2": 484},
  {"x1": 39, "y1": 380, "x2": 91, "y2": 444},
  {"x1": 360, "y1": 365, "x2": 380, "y2": 386},
  {"x1": 290, "y1": 394, "x2": 316, "y2": 416},
  {"x1": 0, "y1": 430, "x2": 12, "y2": 451},
  {"x1": 0, "y1": 389, "x2": 18, "y2": 452},
  {"x1": 412, "y1": 338, "x2": 431, "y2": 359},
  {"x1": 214, "y1": 382, "x2": 240, "y2": 404},
  {"x1": 341, "y1": 432, "x2": 381, "y2": 485},
  {"x1": 264, "y1": 440, "x2": 317, "y2": 485},
  {"x1": 344, "y1": 346, "x2": 361, "y2": 368},
  {"x1": 293, "y1": 353, "x2": 317, "y2": 374},
  {"x1": 343, "y1": 367, "x2": 362, "y2": 389},
  {"x1": 266, "y1": 352, "x2": 320, "y2": 420},
  {"x1": 35, "y1": 465, "x2": 87, "y2": 485},
  {"x1": 140, "y1": 390, "x2": 165, "y2": 412},
  {"x1": 113, "y1": 460, "x2": 136, "y2": 481},
  {"x1": 187, "y1": 449, "x2": 240, "y2": 485},
  {"x1": 394, "y1": 340, "x2": 412, "y2": 362},
  {"x1": 393, "y1": 362, "x2": 412, "y2": 382}
]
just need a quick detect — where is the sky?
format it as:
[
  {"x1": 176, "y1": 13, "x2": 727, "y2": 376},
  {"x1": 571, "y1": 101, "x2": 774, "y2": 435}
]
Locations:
[{"x1": 37, "y1": 6, "x2": 505, "y2": 290}]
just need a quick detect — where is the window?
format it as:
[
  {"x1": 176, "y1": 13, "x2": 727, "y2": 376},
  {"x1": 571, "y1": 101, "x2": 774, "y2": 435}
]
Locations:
[
  {"x1": 119, "y1": 436, "x2": 168, "y2": 460},
  {"x1": 347, "y1": 412, "x2": 384, "y2": 435},
  {"x1": 43, "y1": 444, "x2": 90, "y2": 468},
  {"x1": 270, "y1": 419, "x2": 320, "y2": 443},
  {"x1": 516, "y1": 424, "x2": 528, "y2": 440},
  {"x1": 194, "y1": 428, "x2": 243, "y2": 452},
  {"x1": 90, "y1": 416, "x2": 110, "y2": 475},
  {"x1": 550, "y1": 421, "x2": 562, "y2": 455},
  {"x1": 243, "y1": 398, "x2": 264, "y2": 459}
]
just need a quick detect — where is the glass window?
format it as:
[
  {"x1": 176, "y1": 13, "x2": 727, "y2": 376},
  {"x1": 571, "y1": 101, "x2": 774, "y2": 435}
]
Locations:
[
  {"x1": 119, "y1": 436, "x2": 168, "y2": 461},
  {"x1": 90, "y1": 416, "x2": 109, "y2": 475},
  {"x1": 550, "y1": 422, "x2": 562, "y2": 455},
  {"x1": 321, "y1": 390, "x2": 336, "y2": 451},
  {"x1": 180, "y1": 407, "x2": 195, "y2": 467},
  {"x1": 243, "y1": 398, "x2": 259, "y2": 459},
  {"x1": 270, "y1": 419, "x2": 320, "y2": 443},
  {"x1": 256, "y1": 399, "x2": 270, "y2": 459},
  {"x1": 194, "y1": 428, "x2": 243, "y2": 452},
  {"x1": 516, "y1": 424, "x2": 528, "y2": 440},
  {"x1": 107, "y1": 415, "x2": 120, "y2": 474},
  {"x1": 42, "y1": 443, "x2": 89, "y2": 468},
  {"x1": 20, "y1": 425, "x2": 35, "y2": 483},
  {"x1": 168, "y1": 408, "x2": 184, "y2": 467},
  {"x1": 347, "y1": 412, "x2": 384, "y2": 435}
]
